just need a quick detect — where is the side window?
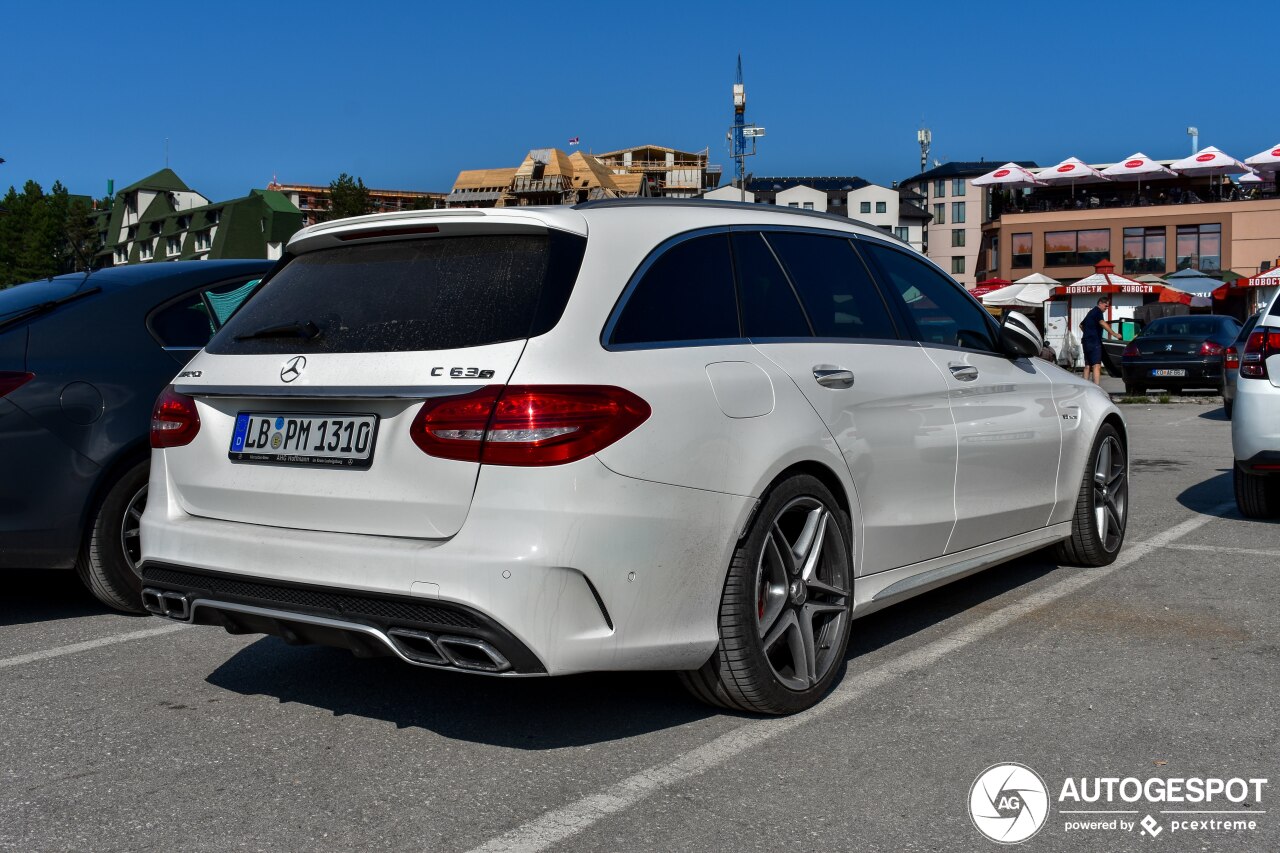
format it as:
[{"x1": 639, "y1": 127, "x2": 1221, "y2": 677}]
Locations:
[
  {"x1": 610, "y1": 233, "x2": 739, "y2": 345},
  {"x1": 149, "y1": 277, "x2": 262, "y2": 349},
  {"x1": 764, "y1": 232, "x2": 899, "y2": 340},
  {"x1": 730, "y1": 232, "x2": 811, "y2": 338},
  {"x1": 861, "y1": 242, "x2": 999, "y2": 352},
  {"x1": 150, "y1": 295, "x2": 216, "y2": 349}
]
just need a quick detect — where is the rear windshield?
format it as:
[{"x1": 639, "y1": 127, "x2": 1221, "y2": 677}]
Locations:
[
  {"x1": 208, "y1": 231, "x2": 585, "y2": 354},
  {"x1": 1142, "y1": 317, "x2": 1235, "y2": 338}
]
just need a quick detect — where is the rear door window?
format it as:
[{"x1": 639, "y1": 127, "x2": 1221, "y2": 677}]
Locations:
[
  {"x1": 861, "y1": 241, "x2": 999, "y2": 352},
  {"x1": 609, "y1": 233, "x2": 740, "y2": 346},
  {"x1": 764, "y1": 232, "x2": 899, "y2": 340},
  {"x1": 209, "y1": 232, "x2": 585, "y2": 354},
  {"x1": 149, "y1": 277, "x2": 264, "y2": 350},
  {"x1": 730, "y1": 232, "x2": 811, "y2": 339}
]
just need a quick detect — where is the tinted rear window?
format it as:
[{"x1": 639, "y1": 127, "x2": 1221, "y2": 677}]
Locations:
[
  {"x1": 609, "y1": 233, "x2": 740, "y2": 346},
  {"x1": 1143, "y1": 317, "x2": 1237, "y2": 338},
  {"x1": 208, "y1": 232, "x2": 584, "y2": 354}
]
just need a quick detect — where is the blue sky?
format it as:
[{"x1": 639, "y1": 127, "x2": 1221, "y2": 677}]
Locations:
[{"x1": 1, "y1": 0, "x2": 1269, "y2": 201}]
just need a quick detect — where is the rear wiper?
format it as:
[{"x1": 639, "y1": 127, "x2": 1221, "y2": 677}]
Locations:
[
  {"x1": 0, "y1": 286, "x2": 102, "y2": 331},
  {"x1": 234, "y1": 320, "x2": 322, "y2": 341}
]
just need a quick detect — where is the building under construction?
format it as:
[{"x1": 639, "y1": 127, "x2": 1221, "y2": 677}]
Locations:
[{"x1": 447, "y1": 145, "x2": 721, "y2": 207}]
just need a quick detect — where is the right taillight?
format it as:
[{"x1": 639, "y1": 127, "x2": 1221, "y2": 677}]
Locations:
[
  {"x1": 1240, "y1": 329, "x2": 1280, "y2": 379},
  {"x1": 1122, "y1": 343, "x2": 1140, "y2": 358},
  {"x1": 150, "y1": 386, "x2": 201, "y2": 448},
  {"x1": 1225, "y1": 346, "x2": 1239, "y2": 371},
  {"x1": 409, "y1": 385, "x2": 651, "y2": 466},
  {"x1": 0, "y1": 371, "x2": 34, "y2": 397}
]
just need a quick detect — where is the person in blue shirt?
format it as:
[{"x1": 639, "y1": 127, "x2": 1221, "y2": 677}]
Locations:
[{"x1": 1080, "y1": 296, "x2": 1119, "y2": 384}]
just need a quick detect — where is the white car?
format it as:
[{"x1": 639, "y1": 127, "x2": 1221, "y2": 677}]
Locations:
[
  {"x1": 1231, "y1": 289, "x2": 1280, "y2": 517},
  {"x1": 140, "y1": 200, "x2": 1128, "y2": 714}
]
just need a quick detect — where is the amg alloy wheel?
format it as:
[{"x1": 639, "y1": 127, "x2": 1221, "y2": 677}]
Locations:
[
  {"x1": 77, "y1": 461, "x2": 150, "y2": 613},
  {"x1": 681, "y1": 474, "x2": 852, "y2": 715},
  {"x1": 1055, "y1": 424, "x2": 1128, "y2": 566}
]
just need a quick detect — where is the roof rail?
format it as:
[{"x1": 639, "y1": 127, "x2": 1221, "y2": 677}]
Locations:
[{"x1": 572, "y1": 197, "x2": 896, "y2": 237}]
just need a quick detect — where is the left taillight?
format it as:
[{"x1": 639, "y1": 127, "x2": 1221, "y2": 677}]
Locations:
[
  {"x1": 0, "y1": 371, "x2": 34, "y2": 397},
  {"x1": 150, "y1": 386, "x2": 201, "y2": 448},
  {"x1": 410, "y1": 385, "x2": 651, "y2": 466}
]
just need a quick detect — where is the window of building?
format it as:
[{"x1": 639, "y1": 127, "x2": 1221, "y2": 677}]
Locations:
[
  {"x1": 208, "y1": 210, "x2": 221, "y2": 225},
  {"x1": 766, "y1": 232, "x2": 898, "y2": 340},
  {"x1": 876, "y1": 201, "x2": 887, "y2": 214},
  {"x1": 951, "y1": 256, "x2": 965, "y2": 275},
  {"x1": 860, "y1": 201, "x2": 871, "y2": 214},
  {"x1": 952, "y1": 202, "x2": 966, "y2": 224},
  {"x1": 1176, "y1": 223, "x2": 1221, "y2": 272},
  {"x1": 830, "y1": 197, "x2": 843, "y2": 207},
  {"x1": 952, "y1": 179, "x2": 966, "y2": 197},
  {"x1": 803, "y1": 202, "x2": 814, "y2": 210},
  {"x1": 933, "y1": 203, "x2": 946, "y2": 225},
  {"x1": 952, "y1": 229, "x2": 966, "y2": 248},
  {"x1": 139, "y1": 240, "x2": 153, "y2": 260},
  {"x1": 1123, "y1": 226, "x2": 1166, "y2": 274},
  {"x1": 895, "y1": 226, "x2": 910, "y2": 241},
  {"x1": 167, "y1": 237, "x2": 182, "y2": 256},
  {"x1": 610, "y1": 233, "x2": 739, "y2": 345},
  {"x1": 788, "y1": 202, "x2": 799, "y2": 208},
  {"x1": 862, "y1": 242, "x2": 998, "y2": 352},
  {"x1": 195, "y1": 230, "x2": 212, "y2": 252},
  {"x1": 1044, "y1": 229, "x2": 1110, "y2": 267},
  {"x1": 934, "y1": 179, "x2": 946, "y2": 198},
  {"x1": 1011, "y1": 232, "x2": 1032, "y2": 268}
]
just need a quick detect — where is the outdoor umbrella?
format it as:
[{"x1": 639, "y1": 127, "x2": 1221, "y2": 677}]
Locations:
[
  {"x1": 981, "y1": 282, "x2": 1055, "y2": 309},
  {"x1": 970, "y1": 163, "x2": 1046, "y2": 188},
  {"x1": 1034, "y1": 157, "x2": 1109, "y2": 197},
  {"x1": 1245, "y1": 143, "x2": 1280, "y2": 171},
  {"x1": 1013, "y1": 273, "x2": 1061, "y2": 287},
  {"x1": 1100, "y1": 152, "x2": 1177, "y2": 197},
  {"x1": 1169, "y1": 146, "x2": 1249, "y2": 199},
  {"x1": 1163, "y1": 268, "x2": 1220, "y2": 307}
]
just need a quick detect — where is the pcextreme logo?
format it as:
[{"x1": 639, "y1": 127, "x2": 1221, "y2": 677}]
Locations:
[{"x1": 969, "y1": 764, "x2": 1269, "y2": 844}]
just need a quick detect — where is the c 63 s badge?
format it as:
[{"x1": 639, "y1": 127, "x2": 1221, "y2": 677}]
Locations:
[{"x1": 432, "y1": 367, "x2": 496, "y2": 379}]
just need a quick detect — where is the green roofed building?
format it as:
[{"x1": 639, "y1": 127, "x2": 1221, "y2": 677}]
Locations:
[{"x1": 91, "y1": 169, "x2": 303, "y2": 266}]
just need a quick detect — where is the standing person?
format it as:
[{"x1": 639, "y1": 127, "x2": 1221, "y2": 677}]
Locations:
[{"x1": 1080, "y1": 296, "x2": 1120, "y2": 385}]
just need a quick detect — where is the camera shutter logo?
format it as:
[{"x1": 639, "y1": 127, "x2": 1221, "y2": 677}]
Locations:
[
  {"x1": 280, "y1": 356, "x2": 306, "y2": 383},
  {"x1": 969, "y1": 763, "x2": 1050, "y2": 844}
]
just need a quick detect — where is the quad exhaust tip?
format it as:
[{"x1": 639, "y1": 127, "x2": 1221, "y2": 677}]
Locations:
[
  {"x1": 388, "y1": 627, "x2": 511, "y2": 673},
  {"x1": 141, "y1": 588, "x2": 190, "y2": 621}
]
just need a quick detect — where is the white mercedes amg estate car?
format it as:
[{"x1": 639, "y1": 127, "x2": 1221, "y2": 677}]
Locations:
[
  {"x1": 140, "y1": 200, "x2": 1128, "y2": 714},
  {"x1": 1231, "y1": 286, "x2": 1280, "y2": 518}
]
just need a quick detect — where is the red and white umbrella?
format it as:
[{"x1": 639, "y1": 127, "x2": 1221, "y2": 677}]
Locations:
[
  {"x1": 1245, "y1": 143, "x2": 1280, "y2": 170},
  {"x1": 970, "y1": 163, "x2": 1046, "y2": 188},
  {"x1": 1100, "y1": 152, "x2": 1177, "y2": 195},
  {"x1": 1169, "y1": 146, "x2": 1248, "y2": 176},
  {"x1": 1035, "y1": 157, "x2": 1109, "y2": 185}
]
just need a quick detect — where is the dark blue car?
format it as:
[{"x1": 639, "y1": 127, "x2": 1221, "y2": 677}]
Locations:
[{"x1": 0, "y1": 260, "x2": 273, "y2": 611}]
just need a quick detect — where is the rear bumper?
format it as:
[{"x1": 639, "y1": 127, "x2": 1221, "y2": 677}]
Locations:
[
  {"x1": 141, "y1": 453, "x2": 755, "y2": 675},
  {"x1": 1121, "y1": 358, "x2": 1224, "y2": 388},
  {"x1": 1233, "y1": 378, "x2": 1280, "y2": 463}
]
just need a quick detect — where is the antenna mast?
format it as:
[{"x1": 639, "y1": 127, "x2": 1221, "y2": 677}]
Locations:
[
  {"x1": 917, "y1": 128, "x2": 932, "y2": 174},
  {"x1": 728, "y1": 54, "x2": 764, "y2": 203}
]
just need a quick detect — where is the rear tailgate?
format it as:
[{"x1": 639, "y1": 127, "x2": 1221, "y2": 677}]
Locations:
[{"x1": 161, "y1": 216, "x2": 587, "y2": 540}]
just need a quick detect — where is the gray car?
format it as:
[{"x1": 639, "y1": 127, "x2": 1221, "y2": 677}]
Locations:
[
  {"x1": 0, "y1": 260, "x2": 272, "y2": 610},
  {"x1": 1224, "y1": 312, "x2": 1260, "y2": 420}
]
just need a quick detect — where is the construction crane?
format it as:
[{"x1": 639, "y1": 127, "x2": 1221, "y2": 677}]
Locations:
[{"x1": 728, "y1": 54, "x2": 764, "y2": 202}]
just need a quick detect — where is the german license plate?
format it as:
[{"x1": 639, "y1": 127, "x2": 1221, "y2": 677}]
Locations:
[
  {"x1": 229, "y1": 413, "x2": 378, "y2": 468},
  {"x1": 1151, "y1": 369, "x2": 1186, "y2": 377}
]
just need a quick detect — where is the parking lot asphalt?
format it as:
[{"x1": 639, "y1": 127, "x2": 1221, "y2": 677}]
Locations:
[{"x1": 2, "y1": 402, "x2": 1276, "y2": 853}]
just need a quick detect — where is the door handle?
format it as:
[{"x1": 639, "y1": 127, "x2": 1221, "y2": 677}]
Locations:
[
  {"x1": 812, "y1": 366, "x2": 855, "y2": 388},
  {"x1": 948, "y1": 363, "x2": 979, "y2": 382}
]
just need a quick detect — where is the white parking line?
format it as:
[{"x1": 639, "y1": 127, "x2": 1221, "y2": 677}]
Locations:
[
  {"x1": 1160, "y1": 543, "x2": 1275, "y2": 557},
  {"x1": 0, "y1": 623, "x2": 185, "y2": 671},
  {"x1": 465, "y1": 505, "x2": 1233, "y2": 853}
]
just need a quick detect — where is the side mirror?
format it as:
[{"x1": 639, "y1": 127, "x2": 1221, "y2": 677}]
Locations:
[{"x1": 1000, "y1": 310, "x2": 1043, "y2": 359}]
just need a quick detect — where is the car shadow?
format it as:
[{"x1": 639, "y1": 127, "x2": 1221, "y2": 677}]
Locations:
[
  {"x1": 1199, "y1": 407, "x2": 1228, "y2": 421},
  {"x1": 1176, "y1": 469, "x2": 1239, "y2": 517},
  {"x1": 204, "y1": 554, "x2": 1060, "y2": 747},
  {"x1": 0, "y1": 568, "x2": 118, "y2": 627}
]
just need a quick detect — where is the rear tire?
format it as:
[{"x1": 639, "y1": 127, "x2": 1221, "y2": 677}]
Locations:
[
  {"x1": 680, "y1": 474, "x2": 853, "y2": 715},
  {"x1": 1234, "y1": 463, "x2": 1280, "y2": 519},
  {"x1": 1054, "y1": 424, "x2": 1128, "y2": 567},
  {"x1": 1223, "y1": 398, "x2": 1234, "y2": 420},
  {"x1": 76, "y1": 461, "x2": 149, "y2": 613}
]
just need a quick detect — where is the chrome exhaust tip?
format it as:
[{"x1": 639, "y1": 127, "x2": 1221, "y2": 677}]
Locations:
[
  {"x1": 436, "y1": 635, "x2": 511, "y2": 673},
  {"x1": 386, "y1": 628, "x2": 449, "y2": 666},
  {"x1": 141, "y1": 588, "x2": 191, "y2": 621}
]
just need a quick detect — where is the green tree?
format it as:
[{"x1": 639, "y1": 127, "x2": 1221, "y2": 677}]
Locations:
[
  {"x1": 327, "y1": 173, "x2": 372, "y2": 220},
  {"x1": 0, "y1": 181, "x2": 101, "y2": 287}
]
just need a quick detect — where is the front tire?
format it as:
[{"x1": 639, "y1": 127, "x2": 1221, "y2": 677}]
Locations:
[
  {"x1": 76, "y1": 461, "x2": 149, "y2": 613},
  {"x1": 1054, "y1": 424, "x2": 1128, "y2": 567},
  {"x1": 681, "y1": 474, "x2": 853, "y2": 715},
  {"x1": 1234, "y1": 463, "x2": 1280, "y2": 519}
]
